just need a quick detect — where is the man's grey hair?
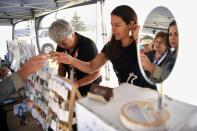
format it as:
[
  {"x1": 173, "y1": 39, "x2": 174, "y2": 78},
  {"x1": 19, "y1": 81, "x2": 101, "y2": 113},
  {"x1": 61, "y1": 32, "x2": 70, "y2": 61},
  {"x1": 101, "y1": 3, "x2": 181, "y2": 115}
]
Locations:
[{"x1": 48, "y1": 19, "x2": 74, "y2": 44}]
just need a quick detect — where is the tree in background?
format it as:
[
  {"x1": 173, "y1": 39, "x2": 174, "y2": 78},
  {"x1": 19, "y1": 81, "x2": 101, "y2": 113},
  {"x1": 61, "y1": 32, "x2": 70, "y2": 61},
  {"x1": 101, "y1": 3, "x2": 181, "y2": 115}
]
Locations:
[{"x1": 70, "y1": 12, "x2": 87, "y2": 31}]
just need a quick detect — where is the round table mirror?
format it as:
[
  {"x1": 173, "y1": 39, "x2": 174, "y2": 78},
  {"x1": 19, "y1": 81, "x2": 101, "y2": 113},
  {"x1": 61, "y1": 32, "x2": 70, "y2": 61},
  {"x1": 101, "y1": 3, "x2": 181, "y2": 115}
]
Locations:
[{"x1": 138, "y1": 6, "x2": 179, "y2": 110}]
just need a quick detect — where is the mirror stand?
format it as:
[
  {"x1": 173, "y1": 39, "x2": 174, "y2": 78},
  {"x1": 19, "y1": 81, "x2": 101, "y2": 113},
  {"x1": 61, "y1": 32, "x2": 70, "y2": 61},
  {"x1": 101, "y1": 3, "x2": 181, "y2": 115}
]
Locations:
[{"x1": 158, "y1": 83, "x2": 163, "y2": 112}]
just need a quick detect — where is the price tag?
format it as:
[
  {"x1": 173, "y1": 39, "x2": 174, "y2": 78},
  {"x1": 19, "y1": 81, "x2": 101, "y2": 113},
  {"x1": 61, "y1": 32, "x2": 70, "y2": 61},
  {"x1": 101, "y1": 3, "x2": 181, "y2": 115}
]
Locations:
[
  {"x1": 30, "y1": 94, "x2": 34, "y2": 101},
  {"x1": 58, "y1": 109, "x2": 69, "y2": 122},
  {"x1": 50, "y1": 119, "x2": 57, "y2": 131}
]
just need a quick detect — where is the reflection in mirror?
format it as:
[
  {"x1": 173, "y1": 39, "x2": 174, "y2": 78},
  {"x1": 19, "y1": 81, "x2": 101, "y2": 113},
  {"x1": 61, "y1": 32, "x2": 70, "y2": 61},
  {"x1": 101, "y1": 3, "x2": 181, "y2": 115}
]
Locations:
[
  {"x1": 139, "y1": 6, "x2": 178, "y2": 85},
  {"x1": 138, "y1": 6, "x2": 179, "y2": 111}
]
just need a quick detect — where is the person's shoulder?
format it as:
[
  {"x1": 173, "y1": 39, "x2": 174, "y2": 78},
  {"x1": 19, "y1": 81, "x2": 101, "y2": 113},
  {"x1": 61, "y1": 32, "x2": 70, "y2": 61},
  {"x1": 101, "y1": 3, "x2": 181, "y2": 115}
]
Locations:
[
  {"x1": 101, "y1": 42, "x2": 110, "y2": 53},
  {"x1": 76, "y1": 32, "x2": 95, "y2": 45},
  {"x1": 147, "y1": 50, "x2": 155, "y2": 54},
  {"x1": 76, "y1": 32, "x2": 91, "y2": 41},
  {"x1": 166, "y1": 49, "x2": 176, "y2": 60},
  {"x1": 146, "y1": 50, "x2": 155, "y2": 57},
  {"x1": 169, "y1": 51, "x2": 177, "y2": 62}
]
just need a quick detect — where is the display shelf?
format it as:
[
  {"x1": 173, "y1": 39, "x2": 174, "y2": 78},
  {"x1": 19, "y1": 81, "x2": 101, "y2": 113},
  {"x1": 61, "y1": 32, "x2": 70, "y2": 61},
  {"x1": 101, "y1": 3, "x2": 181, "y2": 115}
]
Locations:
[{"x1": 25, "y1": 62, "x2": 80, "y2": 131}]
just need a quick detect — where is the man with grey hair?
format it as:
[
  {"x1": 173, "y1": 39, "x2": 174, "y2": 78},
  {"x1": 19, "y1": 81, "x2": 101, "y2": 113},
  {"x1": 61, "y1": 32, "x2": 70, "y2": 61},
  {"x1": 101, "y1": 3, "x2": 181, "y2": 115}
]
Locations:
[
  {"x1": 48, "y1": 19, "x2": 102, "y2": 96},
  {"x1": 140, "y1": 35, "x2": 154, "y2": 53}
]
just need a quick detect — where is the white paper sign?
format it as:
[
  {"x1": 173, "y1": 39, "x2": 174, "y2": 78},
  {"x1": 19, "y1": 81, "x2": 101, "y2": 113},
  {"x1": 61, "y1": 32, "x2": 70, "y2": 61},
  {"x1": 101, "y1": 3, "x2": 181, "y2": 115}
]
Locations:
[
  {"x1": 29, "y1": 94, "x2": 34, "y2": 101},
  {"x1": 50, "y1": 119, "x2": 57, "y2": 131},
  {"x1": 58, "y1": 109, "x2": 69, "y2": 122},
  {"x1": 60, "y1": 87, "x2": 68, "y2": 101},
  {"x1": 13, "y1": 103, "x2": 28, "y2": 115}
]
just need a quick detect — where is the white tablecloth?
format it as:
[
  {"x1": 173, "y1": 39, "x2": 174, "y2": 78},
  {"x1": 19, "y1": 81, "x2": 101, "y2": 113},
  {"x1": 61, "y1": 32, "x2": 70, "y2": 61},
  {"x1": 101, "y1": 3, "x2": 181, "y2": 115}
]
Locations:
[{"x1": 76, "y1": 83, "x2": 197, "y2": 131}]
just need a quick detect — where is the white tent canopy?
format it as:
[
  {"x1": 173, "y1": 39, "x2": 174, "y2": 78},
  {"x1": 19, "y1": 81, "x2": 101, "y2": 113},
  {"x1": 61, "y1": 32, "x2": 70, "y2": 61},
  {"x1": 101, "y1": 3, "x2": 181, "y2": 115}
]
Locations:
[{"x1": 0, "y1": 0, "x2": 99, "y2": 25}]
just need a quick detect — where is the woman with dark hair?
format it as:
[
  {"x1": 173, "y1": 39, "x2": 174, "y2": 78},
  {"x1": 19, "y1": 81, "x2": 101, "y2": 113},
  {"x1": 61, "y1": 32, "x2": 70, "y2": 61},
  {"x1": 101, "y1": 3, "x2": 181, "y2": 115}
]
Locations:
[
  {"x1": 50, "y1": 5, "x2": 156, "y2": 90},
  {"x1": 164, "y1": 20, "x2": 178, "y2": 72},
  {"x1": 141, "y1": 20, "x2": 178, "y2": 82}
]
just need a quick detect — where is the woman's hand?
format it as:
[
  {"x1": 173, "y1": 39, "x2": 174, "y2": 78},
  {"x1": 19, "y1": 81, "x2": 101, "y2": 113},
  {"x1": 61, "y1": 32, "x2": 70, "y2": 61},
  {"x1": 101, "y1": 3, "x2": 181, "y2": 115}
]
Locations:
[{"x1": 49, "y1": 51, "x2": 73, "y2": 65}]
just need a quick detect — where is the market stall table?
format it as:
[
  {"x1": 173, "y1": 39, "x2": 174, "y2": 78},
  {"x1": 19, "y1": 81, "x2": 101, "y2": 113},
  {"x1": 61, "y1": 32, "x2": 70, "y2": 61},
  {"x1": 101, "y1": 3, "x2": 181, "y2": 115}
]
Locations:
[{"x1": 76, "y1": 83, "x2": 197, "y2": 131}]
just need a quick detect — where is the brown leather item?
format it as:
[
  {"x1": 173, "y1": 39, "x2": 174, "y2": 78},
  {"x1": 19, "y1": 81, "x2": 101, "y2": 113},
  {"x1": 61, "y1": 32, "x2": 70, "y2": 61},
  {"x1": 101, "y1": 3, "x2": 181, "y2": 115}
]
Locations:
[{"x1": 88, "y1": 84, "x2": 113, "y2": 102}]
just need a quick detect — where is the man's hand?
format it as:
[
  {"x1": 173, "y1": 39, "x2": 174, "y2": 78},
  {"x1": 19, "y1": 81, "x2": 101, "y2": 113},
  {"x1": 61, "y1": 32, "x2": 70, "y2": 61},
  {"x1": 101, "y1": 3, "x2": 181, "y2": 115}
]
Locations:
[{"x1": 18, "y1": 54, "x2": 47, "y2": 81}]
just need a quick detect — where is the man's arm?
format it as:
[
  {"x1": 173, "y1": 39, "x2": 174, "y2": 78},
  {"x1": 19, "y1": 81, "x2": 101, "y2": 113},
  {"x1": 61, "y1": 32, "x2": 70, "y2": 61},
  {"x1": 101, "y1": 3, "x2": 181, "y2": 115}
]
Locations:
[
  {"x1": 0, "y1": 73, "x2": 24, "y2": 101},
  {"x1": 0, "y1": 54, "x2": 46, "y2": 101}
]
